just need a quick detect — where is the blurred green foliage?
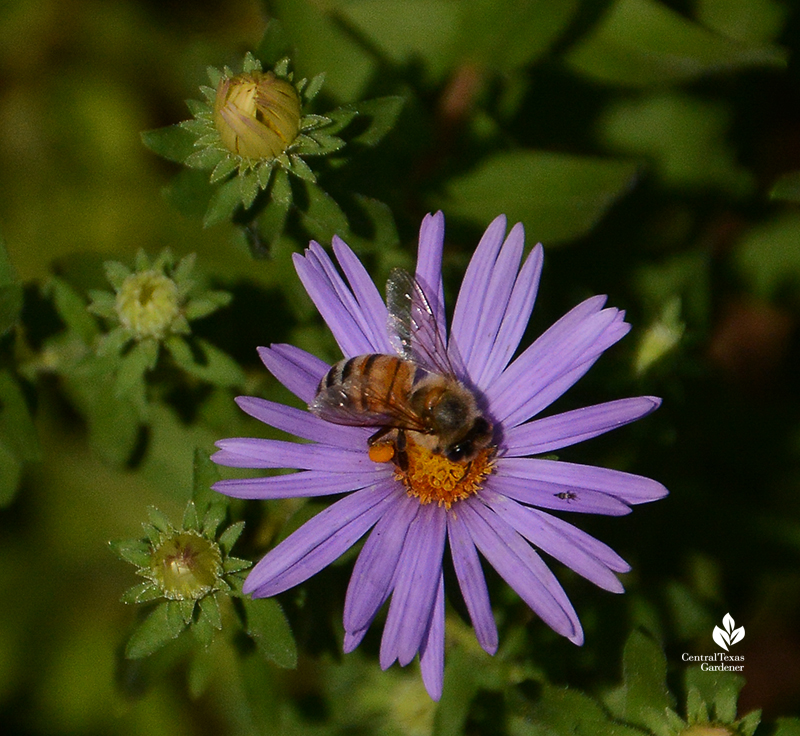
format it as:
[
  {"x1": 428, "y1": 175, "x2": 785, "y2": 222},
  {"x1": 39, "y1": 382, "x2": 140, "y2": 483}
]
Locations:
[{"x1": 1, "y1": 0, "x2": 800, "y2": 734}]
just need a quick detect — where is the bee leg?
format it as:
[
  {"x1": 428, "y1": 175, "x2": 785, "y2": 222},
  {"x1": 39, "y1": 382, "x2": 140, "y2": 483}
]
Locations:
[
  {"x1": 368, "y1": 426, "x2": 392, "y2": 446},
  {"x1": 395, "y1": 429, "x2": 408, "y2": 472}
]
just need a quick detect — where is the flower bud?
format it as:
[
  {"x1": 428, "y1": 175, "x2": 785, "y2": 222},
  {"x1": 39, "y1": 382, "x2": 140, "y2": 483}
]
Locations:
[
  {"x1": 213, "y1": 71, "x2": 301, "y2": 159},
  {"x1": 149, "y1": 531, "x2": 223, "y2": 601},
  {"x1": 115, "y1": 270, "x2": 181, "y2": 340}
]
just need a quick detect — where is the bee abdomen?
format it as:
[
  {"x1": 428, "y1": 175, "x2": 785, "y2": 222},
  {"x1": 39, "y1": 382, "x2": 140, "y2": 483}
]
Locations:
[
  {"x1": 318, "y1": 354, "x2": 416, "y2": 412},
  {"x1": 321, "y1": 354, "x2": 380, "y2": 390}
]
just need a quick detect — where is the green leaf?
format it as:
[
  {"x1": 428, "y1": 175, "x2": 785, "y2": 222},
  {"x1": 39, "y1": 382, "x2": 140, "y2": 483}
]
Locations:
[
  {"x1": 566, "y1": 0, "x2": 787, "y2": 87},
  {"x1": 599, "y1": 92, "x2": 754, "y2": 196},
  {"x1": 303, "y1": 72, "x2": 326, "y2": 102},
  {"x1": 733, "y1": 213, "x2": 800, "y2": 300},
  {"x1": 0, "y1": 234, "x2": 22, "y2": 336},
  {"x1": 288, "y1": 155, "x2": 316, "y2": 182},
  {"x1": 296, "y1": 180, "x2": 349, "y2": 242},
  {"x1": 114, "y1": 340, "x2": 157, "y2": 409},
  {"x1": 697, "y1": 0, "x2": 789, "y2": 45},
  {"x1": 109, "y1": 538, "x2": 152, "y2": 568},
  {"x1": 163, "y1": 168, "x2": 216, "y2": 220},
  {"x1": 304, "y1": 132, "x2": 345, "y2": 156},
  {"x1": 125, "y1": 601, "x2": 186, "y2": 659},
  {"x1": 270, "y1": 0, "x2": 375, "y2": 101},
  {"x1": 271, "y1": 166, "x2": 292, "y2": 206},
  {"x1": 0, "y1": 370, "x2": 40, "y2": 465},
  {"x1": 606, "y1": 630, "x2": 672, "y2": 728},
  {"x1": 185, "y1": 146, "x2": 227, "y2": 171},
  {"x1": 339, "y1": 0, "x2": 460, "y2": 85},
  {"x1": 183, "y1": 292, "x2": 231, "y2": 322},
  {"x1": 164, "y1": 336, "x2": 245, "y2": 388},
  {"x1": 217, "y1": 521, "x2": 245, "y2": 555},
  {"x1": 73, "y1": 376, "x2": 140, "y2": 464},
  {"x1": 187, "y1": 644, "x2": 217, "y2": 698},
  {"x1": 209, "y1": 155, "x2": 239, "y2": 184},
  {"x1": 684, "y1": 666, "x2": 744, "y2": 724},
  {"x1": 192, "y1": 447, "x2": 222, "y2": 512},
  {"x1": 86, "y1": 290, "x2": 116, "y2": 320},
  {"x1": 182, "y1": 501, "x2": 200, "y2": 531},
  {"x1": 48, "y1": 277, "x2": 99, "y2": 345},
  {"x1": 120, "y1": 582, "x2": 159, "y2": 606},
  {"x1": 438, "y1": 150, "x2": 638, "y2": 243},
  {"x1": 340, "y1": 96, "x2": 405, "y2": 148},
  {"x1": 201, "y1": 503, "x2": 227, "y2": 539},
  {"x1": 141, "y1": 125, "x2": 198, "y2": 163},
  {"x1": 255, "y1": 18, "x2": 293, "y2": 67},
  {"x1": 245, "y1": 197, "x2": 291, "y2": 259},
  {"x1": 457, "y1": 0, "x2": 580, "y2": 72},
  {"x1": 242, "y1": 597, "x2": 297, "y2": 669},
  {"x1": 773, "y1": 718, "x2": 800, "y2": 736},
  {"x1": 204, "y1": 177, "x2": 244, "y2": 227},
  {"x1": 193, "y1": 595, "x2": 222, "y2": 646},
  {"x1": 346, "y1": 195, "x2": 400, "y2": 253},
  {"x1": 0, "y1": 440, "x2": 22, "y2": 507},
  {"x1": 528, "y1": 684, "x2": 643, "y2": 736},
  {"x1": 770, "y1": 170, "x2": 800, "y2": 202},
  {"x1": 146, "y1": 505, "x2": 174, "y2": 533}
]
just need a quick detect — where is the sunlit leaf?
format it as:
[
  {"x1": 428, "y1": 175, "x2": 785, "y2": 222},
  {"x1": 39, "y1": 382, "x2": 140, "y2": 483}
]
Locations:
[
  {"x1": 125, "y1": 602, "x2": 186, "y2": 659},
  {"x1": 566, "y1": 0, "x2": 787, "y2": 87},
  {"x1": 141, "y1": 125, "x2": 198, "y2": 163},
  {"x1": 242, "y1": 597, "x2": 297, "y2": 669},
  {"x1": 770, "y1": 170, "x2": 800, "y2": 202},
  {"x1": 438, "y1": 150, "x2": 637, "y2": 243}
]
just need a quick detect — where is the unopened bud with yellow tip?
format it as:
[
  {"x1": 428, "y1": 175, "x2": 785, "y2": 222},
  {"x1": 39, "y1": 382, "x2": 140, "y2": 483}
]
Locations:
[{"x1": 213, "y1": 71, "x2": 302, "y2": 159}]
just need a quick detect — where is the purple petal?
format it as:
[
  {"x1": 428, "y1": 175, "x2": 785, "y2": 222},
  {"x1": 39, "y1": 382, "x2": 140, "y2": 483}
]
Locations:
[
  {"x1": 449, "y1": 214, "x2": 507, "y2": 370},
  {"x1": 419, "y1": 573, "x2": 445, "y2": 701},
  {"x1": 475, "y1": 243, "x2": 544, "y2": 389},
  {"x1": 500, "y1": 314, "x2": 631, "y2": 429},
  {"x1": 414, "y1": 212, "x2": 448, "y2": 346},
  {"x1": 332, "y1": 236, "x2": 394, "y2": 353},
  {"x1": 489, "y1": 473, "x2": 633, "y2": 515},
  {"x1": 213, "y1": 469, "x2": 388, "y2": 499},
  {"x1": 258, "y1": 344, "x2": 329, "y2": 404},
  {"x1": 293, "y1": 243, "x2": 378, "y2": 357},
  {"x1": 447, "y1": 510, "x2": 498, "y2": 654},
  {"x1": 343, "y1": 627, "x2": 368, "y2": 654},
  {"x1": 380, "y1": 503, "x2": 447, "y2": 668},
  {"x1": 235, "y1": 396, "x2": 372, "y2": 448},
  {"x1": 460, "y1": 497, "x2": 583, "y2": 644},
  {"x1": 243, "y1": 480, "x2": 397, "y2": 597},
  {"x1": 212, "y1": 437, "x2": 372, "y2": 471},
  {"x1": 489, "y1": 300, "x2": 629, "y2": 427},
  {"x1": 344, "y1": 493, "x2": 419, "y2": 634},
  {"x1": 498, "y1": 458, "x2": 668, "y2": 505},
  {"x1": 462, "y1": 223, "x2": 525, "y2": 380},
  {"x1": 481, "y1": 488, "x2": 628, "y2": 593},
  {"x1": 503, "y1": 396, "x2": 662, "y2": 456}
]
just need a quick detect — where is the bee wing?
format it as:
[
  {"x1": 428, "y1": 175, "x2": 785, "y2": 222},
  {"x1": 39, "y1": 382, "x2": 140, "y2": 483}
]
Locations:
[
  {"x1": 386, "y1": 268, "x2": 456, "y2": 377},
  {"x1": 310, "y1": 377, "x2": 429, "y2": 432}
]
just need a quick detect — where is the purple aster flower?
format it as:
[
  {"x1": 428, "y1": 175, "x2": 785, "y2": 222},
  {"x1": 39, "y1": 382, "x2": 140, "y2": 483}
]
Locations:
[{"x1": 212, "y1": 212, "x2": 667, "y2": 700}]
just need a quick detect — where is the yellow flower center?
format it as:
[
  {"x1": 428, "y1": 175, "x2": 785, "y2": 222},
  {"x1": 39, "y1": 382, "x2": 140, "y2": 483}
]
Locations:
[
  {"x1": 390, "y1": 433, "x2": 495, "y2": 509},
  {"x1": 149, "y1": 531, "x2": 223, "y2": 601},
  {"x1": 115, "y1": 270, "x2": 180, "y2": 340}
]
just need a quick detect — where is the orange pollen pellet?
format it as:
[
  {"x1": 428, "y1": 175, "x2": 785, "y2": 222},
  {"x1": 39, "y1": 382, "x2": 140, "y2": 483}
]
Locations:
[
  {"x1": 368, "y1": 442, "x2": 395, "y2": 464},
  {"x1": 394, "y1": 435, "x2": 495, "y2": 510}
]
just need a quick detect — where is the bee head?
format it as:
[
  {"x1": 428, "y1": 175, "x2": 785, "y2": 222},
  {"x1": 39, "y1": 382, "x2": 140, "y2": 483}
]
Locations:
[{"x1": 444, "y1": 417, "x2": 493, "y2": 463}]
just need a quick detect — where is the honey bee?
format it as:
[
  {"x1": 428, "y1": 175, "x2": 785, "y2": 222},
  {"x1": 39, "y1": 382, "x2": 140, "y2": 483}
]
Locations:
[{"x1": 309, "y1": 269, "x2": 493, "y2": 468}]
